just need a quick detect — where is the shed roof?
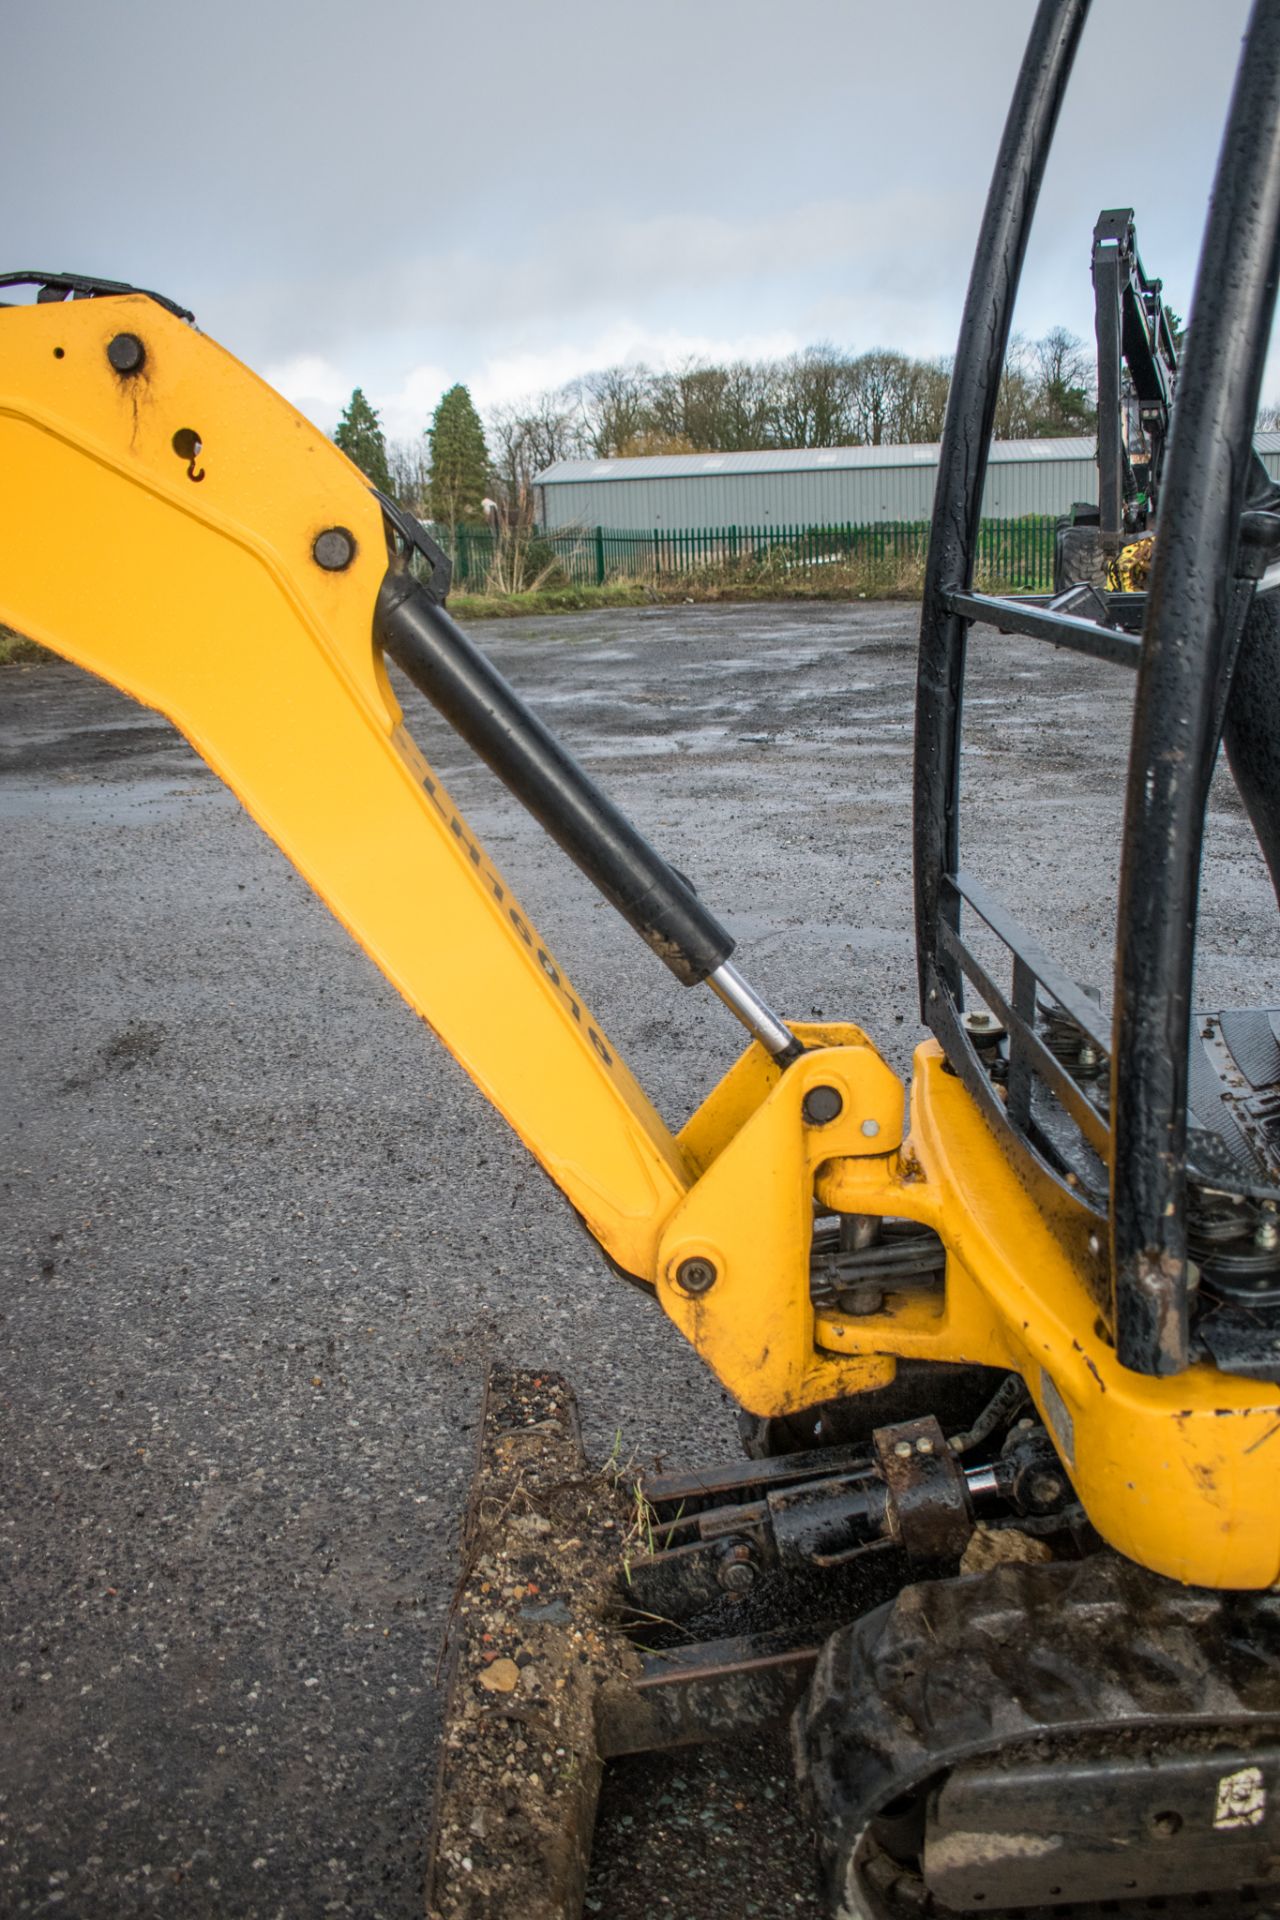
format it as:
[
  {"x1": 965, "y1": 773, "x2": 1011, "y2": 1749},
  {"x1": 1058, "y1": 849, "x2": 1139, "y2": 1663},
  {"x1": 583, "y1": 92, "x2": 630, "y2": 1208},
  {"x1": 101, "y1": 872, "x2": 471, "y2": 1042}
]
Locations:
[{"x1": 535, "y1": 438, "x2": 1098, "y2": 486}]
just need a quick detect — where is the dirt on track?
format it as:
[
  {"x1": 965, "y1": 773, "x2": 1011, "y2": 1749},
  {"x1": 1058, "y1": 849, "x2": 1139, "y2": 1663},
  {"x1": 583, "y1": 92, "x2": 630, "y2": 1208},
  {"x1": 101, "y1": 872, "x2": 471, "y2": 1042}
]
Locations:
[{"x1": 2, "y1": 600, "x2": 1277, "y2": 1919}]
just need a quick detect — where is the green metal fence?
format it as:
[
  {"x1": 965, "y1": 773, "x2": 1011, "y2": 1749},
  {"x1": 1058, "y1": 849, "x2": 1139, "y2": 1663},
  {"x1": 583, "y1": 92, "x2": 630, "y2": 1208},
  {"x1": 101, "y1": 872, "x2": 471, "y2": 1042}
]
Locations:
[{"x1": 437, "y1": 517, "x2": 1058, "y2": 593}]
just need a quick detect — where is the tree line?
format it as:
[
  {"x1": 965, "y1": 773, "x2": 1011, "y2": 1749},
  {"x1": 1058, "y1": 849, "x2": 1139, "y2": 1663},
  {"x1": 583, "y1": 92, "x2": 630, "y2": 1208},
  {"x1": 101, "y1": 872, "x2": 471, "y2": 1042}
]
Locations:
[{"x1": 335, "y1": 327, "x2": 1101, "y2": 532}]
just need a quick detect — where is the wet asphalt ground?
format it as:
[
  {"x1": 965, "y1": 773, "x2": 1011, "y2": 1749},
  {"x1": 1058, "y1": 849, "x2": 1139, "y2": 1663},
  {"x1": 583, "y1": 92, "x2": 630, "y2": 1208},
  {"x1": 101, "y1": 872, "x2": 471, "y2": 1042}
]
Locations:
[{"x1": 3, "y1": 600, "x2": 1278, "y2": 1919}]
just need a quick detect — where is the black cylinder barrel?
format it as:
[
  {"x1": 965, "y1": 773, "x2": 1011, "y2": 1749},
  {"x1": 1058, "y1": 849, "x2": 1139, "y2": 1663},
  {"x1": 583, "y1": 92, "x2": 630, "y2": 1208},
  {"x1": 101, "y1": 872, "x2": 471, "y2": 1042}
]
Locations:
[{"x1": 375, "y1": 571, "x2": 736, "y2": 987}]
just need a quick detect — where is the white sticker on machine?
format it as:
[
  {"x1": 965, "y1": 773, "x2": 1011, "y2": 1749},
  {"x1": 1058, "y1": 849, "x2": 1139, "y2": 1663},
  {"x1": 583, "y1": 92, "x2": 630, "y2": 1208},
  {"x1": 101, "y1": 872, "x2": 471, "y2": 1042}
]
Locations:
[{"x1": 1214, "y1": 1766, "x2": 1266, "y2": 1830}]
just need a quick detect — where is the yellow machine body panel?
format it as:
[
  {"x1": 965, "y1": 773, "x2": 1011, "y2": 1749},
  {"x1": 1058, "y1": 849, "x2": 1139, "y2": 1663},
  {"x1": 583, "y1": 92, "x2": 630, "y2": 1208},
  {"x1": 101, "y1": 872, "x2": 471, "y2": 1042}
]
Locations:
[
  {"x1": 672, "y1": 1035, "x2": 1280, "y2": 1589},
  {"x1": 5, "y1": 294, "x2": 1280, "y2": 1592}
]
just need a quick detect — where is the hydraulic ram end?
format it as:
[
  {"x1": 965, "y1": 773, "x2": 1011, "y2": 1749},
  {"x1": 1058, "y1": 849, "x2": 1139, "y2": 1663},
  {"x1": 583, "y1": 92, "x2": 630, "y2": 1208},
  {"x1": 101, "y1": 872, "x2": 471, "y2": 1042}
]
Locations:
[{"x1": 709, "y1": 962, "x2": 805, "y2": 1066}]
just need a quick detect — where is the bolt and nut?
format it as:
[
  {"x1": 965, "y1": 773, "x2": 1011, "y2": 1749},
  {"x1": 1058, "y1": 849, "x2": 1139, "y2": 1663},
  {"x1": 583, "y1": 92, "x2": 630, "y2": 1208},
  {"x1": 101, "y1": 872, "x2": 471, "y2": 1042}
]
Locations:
[
  {"x1": 1028, "y1": 1472, "x2": 1064, "y2": 1507},
  {"x1": 893, "y1": 1439, "x2": 914, "y2": 1459},
  {"x1": 802, "y1": 1085, "x2": 843, "y2": 1126},
  {"x1": 106, "y1": 332, "x2": 146, "y2": 374},
  {"x1": 313, "y1": 526, "x2": 357, "y2": 571},
  {"x1": 676, "y1": 1257, "x2": 717, "y2": 1296},
  {"x1": 718, "y1": 1559, "x2": 756, "y2": 1593}
]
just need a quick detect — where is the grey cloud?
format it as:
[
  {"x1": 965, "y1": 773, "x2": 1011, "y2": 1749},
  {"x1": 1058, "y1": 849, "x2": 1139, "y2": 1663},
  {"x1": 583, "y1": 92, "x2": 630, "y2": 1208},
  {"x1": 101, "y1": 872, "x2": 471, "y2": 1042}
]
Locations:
[
  {"x1": 1, "y1": 0, "x2": 1256, "y2": 401},
  {"x1": 206, "y1": 184, "x2": 976, "y2": 370}
]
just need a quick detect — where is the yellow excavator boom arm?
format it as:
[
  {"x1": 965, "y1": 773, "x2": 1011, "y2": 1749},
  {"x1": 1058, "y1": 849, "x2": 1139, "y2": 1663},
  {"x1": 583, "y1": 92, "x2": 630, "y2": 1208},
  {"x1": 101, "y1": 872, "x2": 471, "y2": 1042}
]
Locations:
[{"x1": 1, "y1": 292, "x2": 702, "y2": 1270}]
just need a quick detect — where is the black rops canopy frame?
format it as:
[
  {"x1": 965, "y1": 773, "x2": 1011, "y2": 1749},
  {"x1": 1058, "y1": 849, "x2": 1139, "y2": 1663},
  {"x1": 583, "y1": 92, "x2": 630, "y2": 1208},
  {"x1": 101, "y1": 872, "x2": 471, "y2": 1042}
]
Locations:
[{"x1": 914, "y1": 0, "x2": 1280, "y2": 1377}]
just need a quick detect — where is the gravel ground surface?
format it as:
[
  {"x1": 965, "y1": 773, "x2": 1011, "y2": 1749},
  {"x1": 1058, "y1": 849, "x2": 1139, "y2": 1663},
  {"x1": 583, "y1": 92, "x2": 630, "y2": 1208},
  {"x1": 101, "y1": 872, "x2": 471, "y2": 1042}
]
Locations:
[{"x1": 2, "y1": 600, "x2": 1277, "y2": 1919}]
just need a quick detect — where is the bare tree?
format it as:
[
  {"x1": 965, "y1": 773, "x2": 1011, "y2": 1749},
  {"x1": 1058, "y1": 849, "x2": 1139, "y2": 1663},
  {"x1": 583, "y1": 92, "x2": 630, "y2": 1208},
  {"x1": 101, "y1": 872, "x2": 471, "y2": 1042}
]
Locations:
[
  {"x1": 1032, "y1": 326, "x2": 1094, "y2": 433},
  {"x1": 846, "y1": 351, "x2": 916, "y2": 445},
  {"x1": 716, "y1": 358, "x2": 779, "y2": 449},
  {"x1": 993, "y1": 335, "x2": 1037, "y2": 440},
  {"x1": 487, "y1": 392, "x2": 587, "y2": 527},
  {"x1": 646, "y1": 362, "x2": 726, "y2": 450},
  {"x1": 775, "y1": 347, "x2": 850, "y2": 448},
  {"x1": 578, "y1": 365, "x2": 653, "y2": 457},
  {"x1": 612, "y1": 429, "x2": 699, "y2": 457},
  {"x1": 898, "y1": 358, "x2": 952, "y2": 443},
  {"x1": 386, "y1": 435, "x2": 430, "y2": 515},
  {"x1": 476, "y1": 321, "x2": 1094, "y2": 509}
]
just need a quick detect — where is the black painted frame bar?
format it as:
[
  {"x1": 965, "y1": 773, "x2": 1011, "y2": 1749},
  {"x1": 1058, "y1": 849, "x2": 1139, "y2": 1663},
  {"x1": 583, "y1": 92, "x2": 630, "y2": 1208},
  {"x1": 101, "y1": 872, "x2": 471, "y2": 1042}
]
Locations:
[
  {"x1": 915, "y1": 0, "x2": 1091, "y2": 1030},
  {"x1": 1111, "y1": 4, "x2": 1280, "y2": 1373},
  {"x1": 945, "y1": 588, "x2": 1141, "y2": 668},
  {"x1": 913, "y1": 0, "x2": 1104, "y2": 1277}
]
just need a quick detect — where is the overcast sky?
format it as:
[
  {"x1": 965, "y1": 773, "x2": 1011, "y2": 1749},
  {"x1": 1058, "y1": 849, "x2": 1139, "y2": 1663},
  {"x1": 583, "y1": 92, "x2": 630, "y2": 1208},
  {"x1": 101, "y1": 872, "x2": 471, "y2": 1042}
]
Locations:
[{"x1": 3, "y1": 0, "x2": 1266, "y2": 441}]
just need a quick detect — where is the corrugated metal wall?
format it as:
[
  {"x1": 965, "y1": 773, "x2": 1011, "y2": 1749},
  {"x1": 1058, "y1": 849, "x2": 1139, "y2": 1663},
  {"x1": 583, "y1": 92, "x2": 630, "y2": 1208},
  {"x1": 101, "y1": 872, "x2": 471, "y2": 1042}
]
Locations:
[{"x1": 539, "y1": 453, "x2": 1099, "y2": 530}]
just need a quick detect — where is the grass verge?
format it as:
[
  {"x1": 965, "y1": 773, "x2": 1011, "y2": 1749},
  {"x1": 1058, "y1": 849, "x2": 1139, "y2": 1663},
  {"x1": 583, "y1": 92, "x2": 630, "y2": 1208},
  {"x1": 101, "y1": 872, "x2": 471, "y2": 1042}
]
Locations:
[
  {"x1": 451, "y1": 555, "x2": 934, "y2": 621},
  {"x1": 450, "y1": 547, "x2": 1041, "y2": 619},
  {"x1": 449, "y1": 582, "x2": 660, "y2": 620},
  {"x1": 0, "y1": 626, "x2": 49, "y2": 665}
]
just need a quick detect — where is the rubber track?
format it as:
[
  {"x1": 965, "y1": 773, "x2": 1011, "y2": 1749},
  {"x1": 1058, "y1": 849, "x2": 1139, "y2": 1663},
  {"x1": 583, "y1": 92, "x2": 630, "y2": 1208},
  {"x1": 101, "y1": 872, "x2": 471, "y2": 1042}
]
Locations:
[{"x1": 795, "y1": 1554, "x2": 1280, "y2": 1919}]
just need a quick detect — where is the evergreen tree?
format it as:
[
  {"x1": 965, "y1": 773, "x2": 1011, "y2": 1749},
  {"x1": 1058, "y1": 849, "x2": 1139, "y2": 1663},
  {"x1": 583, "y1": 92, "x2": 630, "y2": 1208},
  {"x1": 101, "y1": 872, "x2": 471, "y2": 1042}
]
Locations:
[
  {"x1": 333, "y1": 388, "x2": 393, "y2": 495},
  {"x1": 428, "y1": 385, "x2": 491, "y2": 530}
]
